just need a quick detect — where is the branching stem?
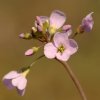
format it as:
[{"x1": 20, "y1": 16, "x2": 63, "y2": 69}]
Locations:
[{"x1": 28, "y1": 55, "x2": 87, "y2": 100}]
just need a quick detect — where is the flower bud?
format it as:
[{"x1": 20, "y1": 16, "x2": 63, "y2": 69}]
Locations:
[
  {"x1": 19, "y1": 33, "x2": 32, "y2": 39},
  {"x1": 77, "y1": 12, "x2": 94, "y2": 33},
  {"x1": 62, "y1": 25, "x2": 72, "y2": 36},
  {"x1": 25, "y1": 47, "x2": 39, "y2": 56},
  {"x1": 42, "y1": 20, "x2": 49, "y2": 33}
]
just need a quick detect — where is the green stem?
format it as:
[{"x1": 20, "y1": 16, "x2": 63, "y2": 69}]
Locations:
[
  {"x1": 55, "y1": 59, "x2": 87, "y2": 100},
  {"x1": 30, "y1": 55, "x2": 45, "y2": 67},
  {"x1": 20, "y1": 55, "x2": 44, "y2": 72},
  {"x1": 71, "y1": 32, "x2": 78, "y2": 38},
  {"x1": 23, "y1": 54, "x2": 87, "y2": 100}
]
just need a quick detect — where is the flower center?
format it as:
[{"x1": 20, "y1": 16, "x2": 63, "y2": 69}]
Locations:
[{"x1": 58, "y1": 45, "x2": 65, "y2": 53}]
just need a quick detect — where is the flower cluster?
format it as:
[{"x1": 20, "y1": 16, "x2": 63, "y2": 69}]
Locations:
[
  {"x1": 20, "y1": 10, "x2": 93, "y2": 61},
  {"x1": 3, "y1": 10, "x2": 94, "y2": 96}
]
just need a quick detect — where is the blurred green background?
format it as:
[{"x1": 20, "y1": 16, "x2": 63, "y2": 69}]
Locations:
[{"x1": 0, "y1": 0, "x2": 99, "y2": 100}]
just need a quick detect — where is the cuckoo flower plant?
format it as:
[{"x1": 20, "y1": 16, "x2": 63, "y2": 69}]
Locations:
[{"x1": 2, "y1": 10, "x2": 94, "y2": 99}]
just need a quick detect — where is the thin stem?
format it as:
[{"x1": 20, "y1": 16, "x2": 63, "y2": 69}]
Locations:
[
  {"x1": 30, "y1": 55, "x2": 44, "y2": 67},
  {"x1": 55, "y1": 59, "x2": 87, "y2": 100},
  {"x1": 71, "y1": 32, "x2": 78, "y2": 38}
]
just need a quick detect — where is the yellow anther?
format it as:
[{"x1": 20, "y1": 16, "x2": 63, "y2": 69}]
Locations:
[{"x1": 58, "y1": 45, "x2": 65, "y2": 53}]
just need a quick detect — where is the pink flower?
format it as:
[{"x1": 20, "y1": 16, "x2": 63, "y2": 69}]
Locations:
[
  {"x1": 3, "y1": 70, "x2": 29, "y2": 96},
  {"x1": 79, "y1": 12, "x2": 94, "y2": 32},
  {"x1": 35, "y1": 10, "x2": 66, "y2": 34},
  {"x1": 44, "y1": 32, "x2": 78, "y2": 61}
]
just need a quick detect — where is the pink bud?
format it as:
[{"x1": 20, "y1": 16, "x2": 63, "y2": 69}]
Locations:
[
  {"x1": 19, "y1": 33, "x2": 24, "y2": 38},
  {"x1": 78, "y1": 12, "x2": 94, "y2": 33},
  {"x1": 25, "y1": 49, "x2": 33, "y2": 56}
]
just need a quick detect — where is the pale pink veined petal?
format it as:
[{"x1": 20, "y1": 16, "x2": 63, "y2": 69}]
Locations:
[
  {"x1": 3, "y1": 71, "x2": 20, "y2": 79},
  {"x1": 50, "y1": 10, "x2": 66, "y2": 29},
  {"x1": 12, "y1": 76, "x2": 27, "y2": 90},
  {"x1": 17, "y1": 77, "x2": 27, "y2": 90},
  {"x1": 44, "y1": 42, "x2": 57, "y2": 59},
  {"x1": 12, "y1": 77, "x2": 20, "y2": 87},
  {"x1": 68, "y1": 39, "x2": 78, "y2": 55},
  {"x1": 53, "y1": 32, "x2": 68, "y2": 48}
]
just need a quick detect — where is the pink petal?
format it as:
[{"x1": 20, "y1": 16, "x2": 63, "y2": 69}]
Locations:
[
  {"x1": 3, "y1": 79, "x2": 14, "y2": 89},
  {"x1": 56, "y1": 50, "x2": 70, "y2": 61},
  {"x1": 50, "y1": 10, "x2": 66, "y2": 29},
  {"x1": 12, "y1": 76, "x2": 27, "y2": 90},
  {"x1": 25, "y1": 49, "x2": 33, "y2": 56},
  {"x1": 12, "y1": 77, "x2": 20, "y2": 87},
  {"x1": 17, "y1": 77, "x2": 27, "y2": 90},
  {"x1": 3, "y1": 71, "x2": 20, "y2": 79},
  {"x1": 44, "y1": 43, "x2": 57, "y2": 59},
  {"x1": 68, "y1": 39, "x2": 78, "y2": 55},
  {"x1": 62, "y1": 25, "x2": 72, "y2": 36},
  {"x1": 53, "y1": 32, "x2": 68, "y2": 48}
]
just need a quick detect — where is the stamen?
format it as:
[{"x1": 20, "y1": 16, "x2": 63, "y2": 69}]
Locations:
[{"x1": 58, "y1": 45, "x2": 65, "y2": 53}]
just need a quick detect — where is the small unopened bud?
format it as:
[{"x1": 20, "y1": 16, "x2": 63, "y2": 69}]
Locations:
[
  {"x1": 19, "y1": 33, "x2": 32, "y2": 39},
  {"x1": 42, "y1": 20, "x2": 49, "y2": 33},
  {"x1": 62, "y1": 25, "x2": 71, "y2": 31},
  {"x1": 19, "y1": 33, "x2": 25, "y2": 38},
  {"x1": 77, "y1": 12, "x2": 94, "y2": 34},
  {"x1": 62, "y1": 25, "x2": 72, "y2": 36},
  {"x1": 32, "y1": 27, "x2": 37, "y2": 33},
  {"x1": 25, "y1": 47, "x2": 39, "y2": 56}
]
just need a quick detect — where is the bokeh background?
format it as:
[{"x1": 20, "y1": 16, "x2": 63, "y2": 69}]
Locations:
[{"x1": 0, "y1": 0, "x2": 99, "y2": 100}]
